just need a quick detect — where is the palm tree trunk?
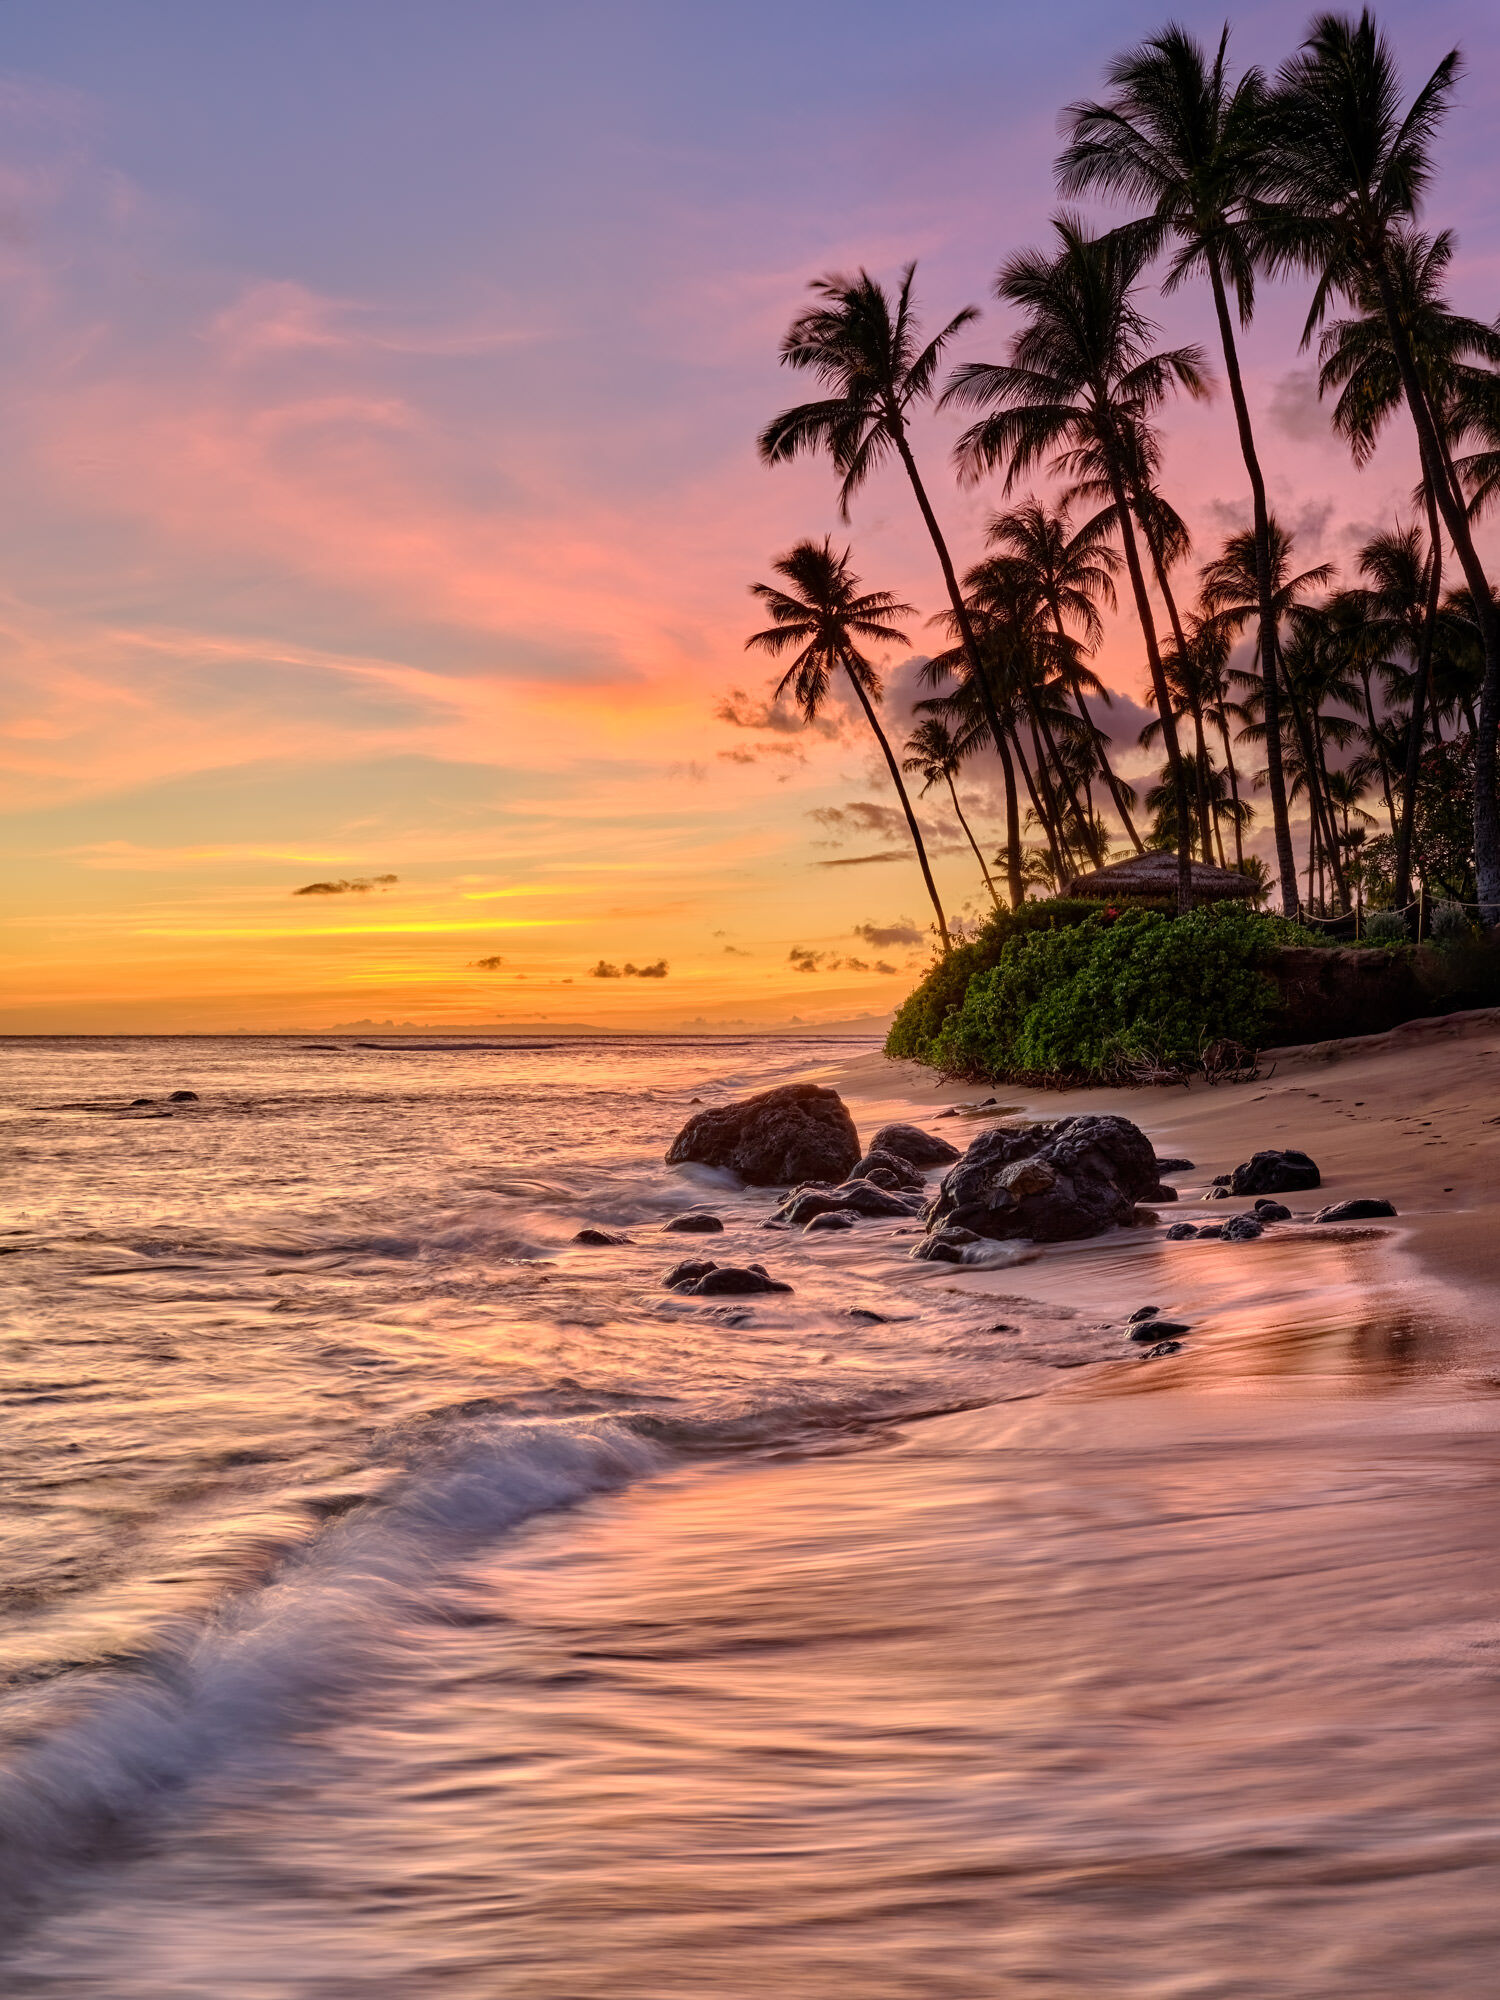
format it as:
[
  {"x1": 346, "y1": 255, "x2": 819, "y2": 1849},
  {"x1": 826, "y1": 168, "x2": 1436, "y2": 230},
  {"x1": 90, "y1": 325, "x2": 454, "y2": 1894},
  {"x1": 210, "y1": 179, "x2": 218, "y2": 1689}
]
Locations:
[
  {"x1": 891, "y1": 426, "x2": 1023, "y2": 907},
  {"x1": 1207, "y1": 253, "x2": 1301, "y2": 916},
  {"x1": 1046, "y1": 605, "x2": 1144, "y2": 852},
  {"x1": 1016, "y1": 644, "x2": 1104, "y2": 866},
  {"x1": 1138, "y1": 507, "x2": 1216, "y2": 863},
  {"x1": 1213, "y1": 698, "x2": 1245, "y2": 868},
  {"x1": 1360, "y1": 662, "x2": 1400, "y2": 839},
  {"x1": 1278, "y1": 642, "x2": 1349, "y2": 910},
  {"x1": 1369, "y1": 257, "x2": 1500, "y2": 920},
  {"x1": 945, "y1": 770, "x2": 1002, "y2": 910},
  {"x1": 1104, "y1": 456, "x2": 1194, "y2": 910},
  {"x1": 1008, "y1": 723, "x2": 1054, "y2": 885},
  {"x1": 842, "y1": 666, "x2": 950, "y2": 950},
  {"x1": 1395, "y1": 470, "x2": 1443, "y2": 908}
]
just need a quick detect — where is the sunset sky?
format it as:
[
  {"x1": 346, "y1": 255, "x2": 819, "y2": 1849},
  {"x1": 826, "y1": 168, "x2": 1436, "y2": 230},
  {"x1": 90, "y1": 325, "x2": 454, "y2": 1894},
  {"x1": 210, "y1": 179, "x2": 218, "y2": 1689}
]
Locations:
[{"x1": 3, "y1": 0, "x2": 1499, "y2": 1032}]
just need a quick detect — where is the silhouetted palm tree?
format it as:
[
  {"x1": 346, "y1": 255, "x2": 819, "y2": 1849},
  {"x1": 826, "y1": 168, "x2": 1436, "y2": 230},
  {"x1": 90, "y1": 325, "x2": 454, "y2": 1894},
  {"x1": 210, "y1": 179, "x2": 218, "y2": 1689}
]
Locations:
[
  {"x1": 1260, "y1": 8, "x2": 1500, "y2": 916},
  {"x1": 1057, "y1": 21, "x2": 1302, "y2": 912},
  {"x1": 903, "y1": 716, "x2": 1002, "y2": 910},
  {"x1": 758, "y1": 265, "x2": 1024, "y2": 906},
  {"x1": 984, "y1": 499, "x2": 1144, "y2": 851},
  {"x1": 746, "y1": 538, "x2": 949, "y2": 948},
  {"x1": 943, "y1": 215, "x2": 1207, "y2": 908}
]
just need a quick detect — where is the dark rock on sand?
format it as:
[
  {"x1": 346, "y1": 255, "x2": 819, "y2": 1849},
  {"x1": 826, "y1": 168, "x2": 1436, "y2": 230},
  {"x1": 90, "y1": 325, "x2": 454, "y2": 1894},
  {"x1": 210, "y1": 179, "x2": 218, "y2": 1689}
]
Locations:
[
  {"x1": 1143, "y1": 1340, "x2": 1183, "y2": 1359},
  {"x1": 849, "y1": 1146, "x2": 925, "y2": 1192},
  {"x1": 129, "y1": 1097, "x2": 154, "y2": 1107},
  {"x1": 1227, "y1": 1149, "x2": 1320, "y2": 1195},
  {"x1": 1128, "y1": 1317, "x2": 1191, "y2": 1342},
  {"x1": 1196, "y1": 1223, "x2": 1225, "y2": 1239},
  {"x1": 663, "y1": 1259, "x2": 718, "y2": 1291},
  {"x1": 1154, "y1": 1156, "x2": 1194, "y2": 1173},
  {"x1": 805, "y1": 1210, "x2": 857, "y2": 1233},
  {"x1": 1221, "y1": 1213, "x2": 1264, "y2": 1242},
  {"x1": 1313, "y1": 1197, "x2": 1397, "y2": 1222},
  {"x1": 1253, "y1": 1199, "x2": 1293, "y2": 1222},
  {"x1": 689, "y1": 1264, "x2": 792, "y2": 1296},
  {"x1": 926, "y1": 1114, "x2": 1163, "y2": 1245},
  {"x1": 574, "y1": 1227, "x2": 629, "y2": 1246},
  {"x1": 1127, "y1": 1305, "x2": 1162, "y2": 1324},
  {"x1": 663, "y1": 1213, "x2": 724, "y2": 1234},
  {"x1": 167, "y1": 1090, "x2": 199, "y2": 1102},
  {"x1": 868, "y1": 1122, "x2": 960, "y2": 1168},
  {"x1": 666, "y1": 1083, "x2": 860, "y2": 1188},
  {"x1": 910, "y1": 1235, "x2": 967, "y2": 1264},
  {"x1": 834, "y1": 1180, "x2": 922, "y2": 1219},
  {"x1": 1164, "y1": 1222, "x2": 1198, "y2": 1240}
]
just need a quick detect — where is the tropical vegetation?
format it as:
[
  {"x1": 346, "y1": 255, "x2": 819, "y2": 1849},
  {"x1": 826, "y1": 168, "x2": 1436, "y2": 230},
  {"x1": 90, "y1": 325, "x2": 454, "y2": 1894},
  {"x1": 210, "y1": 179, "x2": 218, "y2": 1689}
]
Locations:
[{"x1": 743, "y1": 9, "x2": 1500, "y2": 944}]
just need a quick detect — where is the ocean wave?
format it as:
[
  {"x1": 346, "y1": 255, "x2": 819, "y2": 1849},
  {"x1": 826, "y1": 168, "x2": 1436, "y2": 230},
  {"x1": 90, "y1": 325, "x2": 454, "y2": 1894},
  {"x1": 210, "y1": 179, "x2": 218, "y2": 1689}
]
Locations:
[{"x1": 0, "y1": 1418, "x2": 665, "y2": 1932}]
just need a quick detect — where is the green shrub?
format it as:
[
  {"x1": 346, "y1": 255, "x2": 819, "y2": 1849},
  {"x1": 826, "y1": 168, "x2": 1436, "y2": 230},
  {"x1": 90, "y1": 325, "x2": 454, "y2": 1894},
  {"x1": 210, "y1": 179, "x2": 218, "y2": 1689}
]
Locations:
[
  {"x1": 884, "y1": 896, "x2": 1167, "y2": 1061},
  {"x1": 1363, "y1": 907, "x2": 1409, "y2": 945},
  {"x1": 1428, "y1": 900, "x2": 1472, "y2": 943},
  {"x1": 888, "y1": 903, "x2": 1313, "y2": 1084}
]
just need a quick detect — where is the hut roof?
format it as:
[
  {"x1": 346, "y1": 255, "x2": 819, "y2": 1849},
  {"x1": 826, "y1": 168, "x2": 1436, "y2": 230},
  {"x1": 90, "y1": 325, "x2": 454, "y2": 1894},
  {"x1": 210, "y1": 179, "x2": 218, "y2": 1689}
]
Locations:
[{"x1": 1064, "y1": 853, "x2": 1257, "y2": 902}]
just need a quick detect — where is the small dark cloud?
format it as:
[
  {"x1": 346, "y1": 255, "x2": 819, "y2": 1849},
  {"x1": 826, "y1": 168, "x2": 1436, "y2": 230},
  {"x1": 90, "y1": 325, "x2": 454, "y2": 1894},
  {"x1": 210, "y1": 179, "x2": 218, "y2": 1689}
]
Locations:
[
  {"x1": 666, "y1": 759, "x2": 708, "y2": 781},
  {"x1": 716, "y1": 741, "x2": 804, "y2": 766},
  {"x1": 717, "y1": 685, "x2": 842, "y2": 740},
  {"x1": 1268, "y1": 369, "x2": 1323, "y2": 440},
  {"x1": 816, "y1": 851, "x2": 906, "y2": 868},
  {"x1": 789, "y1": 945, "x2": 825, "y2": 973},
  {"x1": 854, "y1": 918, "x2": 924, "y2": 948},
  {"x1": 591, "y1": 958, "x2": 669, "y2": 979},
  {"x1": 789, "y1": 945, "x2": 893, "y2": 975},
  {"x1": 809, "y1": 800, "x2": 908, "y2": 844},
  {"x1": 292, "y1": 873, "x2": 398, "y2": 897},
  {"x1": 470, "y1": 954, "x2": 506, "y2": 970},
  {"x1": 723, "y1": 944, "x2": 753, "y2": 956},
  {"x1": 875, "y1": 960, "x2": 897, "y2": 975}
]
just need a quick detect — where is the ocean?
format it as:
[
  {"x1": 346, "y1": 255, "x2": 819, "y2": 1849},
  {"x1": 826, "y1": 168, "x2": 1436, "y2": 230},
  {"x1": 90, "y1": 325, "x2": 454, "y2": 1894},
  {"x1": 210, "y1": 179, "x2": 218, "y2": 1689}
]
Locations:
[{"x1": 3, "y1": 1033, "x2": 1499, "y2": 1995}]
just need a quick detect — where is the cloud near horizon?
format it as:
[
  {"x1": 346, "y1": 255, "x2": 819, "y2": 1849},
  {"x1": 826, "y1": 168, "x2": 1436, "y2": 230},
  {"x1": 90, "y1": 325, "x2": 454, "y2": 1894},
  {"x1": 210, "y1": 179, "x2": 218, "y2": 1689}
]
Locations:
[{"x1": 293, "y1": 873, "x2": 399, "y2": 895}]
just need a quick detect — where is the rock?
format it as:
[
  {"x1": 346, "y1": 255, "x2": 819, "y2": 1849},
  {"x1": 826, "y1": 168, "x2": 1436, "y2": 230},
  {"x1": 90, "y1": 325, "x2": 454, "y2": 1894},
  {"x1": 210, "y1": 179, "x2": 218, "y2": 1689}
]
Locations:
[
  {"x1": 663, "y1": 1259, "x2": 718, "y2": 1291},
  {"x1": 666, "y1": 1083, "x2": 860, "y2": 1187},
  {"x1": 868, "y1": 1122, "x2": 960, "y2": 1168},
  {"x1": 849, "y1": 1147, "x2": 925, "y2": 1192},
  {"x1": 167, "y1": 1089, "x2": 199, "y2": 1102},
  {"x1": 925, "y1": 1113, "x2": 1163, "y2": 1245},
  {"x1": 573, "y1": 1227, "x2": 629, "y2": 1246},
  {"x1": 1164, "y1": 1223, "x2": 1198, "y2": 1240},
  {"x1": 689, "y1": 1264, "x2": 793, "y2": 1296},
  {"x1": 777, "y1": 1187, "x2": 848, "y2": 1227},
  {"x1": 848, "y1": 1307, "x2": 890, "y2": 1323},
  {"x1": 129, "y1": 1097, "x2": 154, "y2": 1107},
  {"x1": 663, "y1": 1213, "x2": 724, "y2": 1234},
  {"x1": 805, "y1": 1210, "x2": 857, "y2": 1232},
  {"x1": 1196, "y1": 1223, "x2": 1225, "y2": 1240},
  {"x1": 1127, "y1": 1305, "x2": 1162, "y2": 1324},
  {"x1": 1313, "y1": 1198, "x2": 1397, "y2": 1222},
  {"x1": 1221, "y1": 1213, "x2": 1264, "y2": 1242},
  {"x1": 910, "y1": 1235, "x2": 967, "y2": 1263},
  {"x1": 829, "y1": 1181, "x2": 922, "y2": 1219},
  {"x1": 1151, "y1": 1184, "x2": 1179, "y2": 1203},
  {"x1": 1226, "y1": 1149, "x2": 1320, "y2": 1195},
  {"x1": 1154, "y1": 1156, "x2": 1194, "y2": 1173},
  {"x1": 1253, "y1": 1198, "x2": 1293, "y2": 1221},
  {"x1": 1204, "y1": 1186, "x2": 1231, "y2": 1201},
  {"x1": 1128, "y1": 1317, "x2": 1191, "y2": 1343},
  {"x1": 1144, "y1": 1340, "x2": 1183, "y2": 1359}
]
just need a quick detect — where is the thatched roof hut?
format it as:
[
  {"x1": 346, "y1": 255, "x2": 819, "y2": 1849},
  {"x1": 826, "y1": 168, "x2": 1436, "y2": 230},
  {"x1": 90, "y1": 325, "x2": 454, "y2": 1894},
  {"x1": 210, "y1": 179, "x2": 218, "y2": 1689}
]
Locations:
[{"x1": 1065, "y1": 853, "x2": 1258, "y2": 903}]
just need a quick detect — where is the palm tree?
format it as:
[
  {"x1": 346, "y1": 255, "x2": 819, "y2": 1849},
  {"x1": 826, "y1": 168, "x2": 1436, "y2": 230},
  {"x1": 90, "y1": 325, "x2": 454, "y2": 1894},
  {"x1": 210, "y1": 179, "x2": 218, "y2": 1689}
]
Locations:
[
  {"x1": 1260, "y1": 9, "x2": 1500, "y2": 917},
  {"x1": 1057, "y1": 23, "x2": 1302, "y2": 915},
  {"x1": 758, "y1": 265, "x2": 1024, "y2": 907},
  {"x1": 942, "y1": 215, "x2": 1207, "y2": 910},
  {"x1": 984, "y1": 498, "x2": 1145, "y2": 850},
  {"x1": 1316, "y1": 226, "x2": 1500, "y2": 905},
  {"x1": 903, "y1": 717, "x2": 1002, "y2": 911},
  {"x1": 1357, "y1": 521, "x2": 1441, "y2": 905},
  {"x1": 746, "y1": 538, "x2": 950, "y2": 949}
]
